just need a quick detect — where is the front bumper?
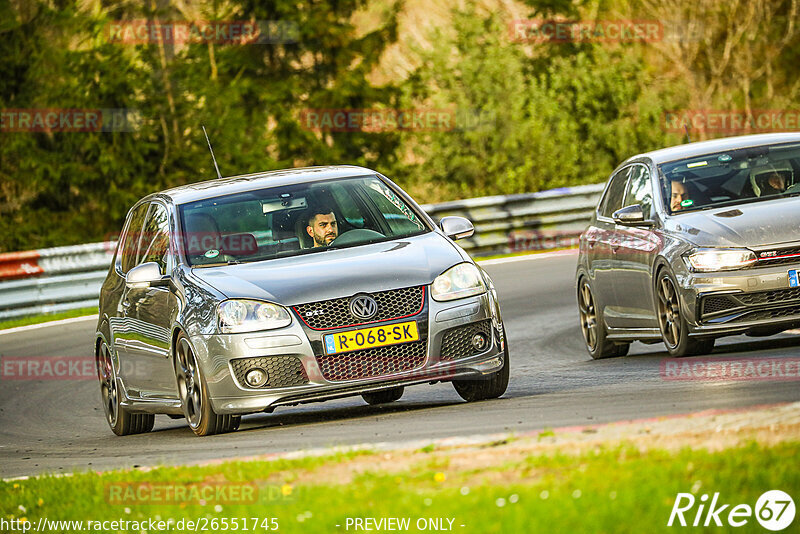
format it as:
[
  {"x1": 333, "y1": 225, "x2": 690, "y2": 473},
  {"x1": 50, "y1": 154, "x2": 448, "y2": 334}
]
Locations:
[
  {"x1": 677, "y1": 262, "x2": 800, "y2": 335},
  {"x1": 190, "y1": 289, "x2": 505, "y2": 415}
]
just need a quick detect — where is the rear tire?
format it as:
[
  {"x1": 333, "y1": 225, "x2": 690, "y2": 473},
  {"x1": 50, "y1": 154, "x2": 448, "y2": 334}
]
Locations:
[
  {"x1": 655, "y1": 269, "x2": 715, "y2": 357},
  {"x1": 577, "y1": 277, "x2": 630, "y2": 359},
  {"x1": 175, "y1": 333, "x2": 240, "y2": 436},
  {"x1": 97, "y1": 340, "x2": 154, "y2": 436},
  {"x1": 453, "y1": 327, "x2": 510, "y2": 402},
  {"x1": 362, "y1": 387, "x2": 404, "y2": 405}
]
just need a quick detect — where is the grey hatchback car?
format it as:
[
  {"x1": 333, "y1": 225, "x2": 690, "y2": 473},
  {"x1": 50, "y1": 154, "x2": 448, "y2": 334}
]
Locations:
[
  {"x1": 95, "y1": 166, "x2": 508, "y2": 436},
  {"x1": 577, "y1": 133, "x2": 800, "y2": 359}
]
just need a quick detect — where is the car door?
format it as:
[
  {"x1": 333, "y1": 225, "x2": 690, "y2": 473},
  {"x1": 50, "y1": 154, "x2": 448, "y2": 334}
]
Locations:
[
  {"x1": 610, "y1": 163, "x2": 661, "y2": 328},
  {"x1": 590, "y1": 166, "x2": 631, "y2": 326},
  {"x1": 118, "y1": 202, "x2": 179, "y2": 399},
  {"x1": 109, "y1": 201, "x2": 150, "y2": 387}
]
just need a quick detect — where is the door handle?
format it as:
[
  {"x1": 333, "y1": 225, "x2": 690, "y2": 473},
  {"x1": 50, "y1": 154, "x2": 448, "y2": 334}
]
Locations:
[
  {"x1": 610, "y1": 243, "x2": 620, "y2": 253},
  {"x1": 587, "y1": 238, "x2": 597, "y2": 248}
]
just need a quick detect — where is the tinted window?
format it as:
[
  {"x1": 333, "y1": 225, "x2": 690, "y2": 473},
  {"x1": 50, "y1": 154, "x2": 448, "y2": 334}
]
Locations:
[
  {"x1": 599, "y1": 167, "x2": 630, "y2": 218},
  {"x1": 118, "y1": 203, "x2": 149, "y2": 273},
  {"x1": 138, "y1": 204, "x2": 171, "y2": 273},
  {"x1": 623, "y1": 165, "x2": 653, "y2": 218},
  {"x1": 658, "y1": 142, "x2": 800, "y2": 213}
]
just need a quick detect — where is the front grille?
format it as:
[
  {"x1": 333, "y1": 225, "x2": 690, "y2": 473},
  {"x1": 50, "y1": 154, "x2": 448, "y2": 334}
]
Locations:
[
  {"x1": 316, "y1": 340, "x2": 426, "y2": 381},
  {"x1": 293, "y1": 286, "x2": 425, "y2": 330},
  {"x1": 230, "y1": 356, "x2": 309, "y2": 389},
  {"x1": 440, "y1": 320, "x2": 492, "y2": 361},
  {"x1": 736, "y1": 287, "x2": 800, "y2": 306},
  {"x1": 701, "y1": 295, "x2": 739, "y2": 315},
  {"x1": 755, "y1": 246, "x2": 800, "y2": 266}
]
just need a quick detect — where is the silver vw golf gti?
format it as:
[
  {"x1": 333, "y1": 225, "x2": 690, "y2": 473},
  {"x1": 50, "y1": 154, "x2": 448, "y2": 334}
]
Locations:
[{"x1": 95, "y1": 166, "x2": 508, "y2": 436}]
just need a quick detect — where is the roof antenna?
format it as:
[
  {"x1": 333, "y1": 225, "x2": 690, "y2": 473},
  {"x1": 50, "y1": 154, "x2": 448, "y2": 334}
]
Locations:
[
  {"x1": 683, "y1": 123, "x2": 691, "y2": 144},
  {"x1": 202, "y1": 125, "x2": 222, "y2": 179}
]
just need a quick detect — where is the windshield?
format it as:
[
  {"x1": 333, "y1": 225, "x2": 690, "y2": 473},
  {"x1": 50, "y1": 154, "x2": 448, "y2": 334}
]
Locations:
[
  {"x1": 658, "y1": 142, "x2": 800, "y2": 214},
  {"x1": 177, "y1": 175, "x2": 429, "y2": 266}
]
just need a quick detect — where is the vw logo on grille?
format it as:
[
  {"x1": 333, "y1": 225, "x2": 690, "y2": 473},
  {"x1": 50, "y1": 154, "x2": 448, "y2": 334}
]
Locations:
[{"x1": 349, "y1": 294, "x2": 378, "y2": 321}]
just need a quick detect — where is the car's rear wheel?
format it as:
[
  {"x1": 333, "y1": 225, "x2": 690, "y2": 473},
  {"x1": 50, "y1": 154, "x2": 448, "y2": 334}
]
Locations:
[
  {"x1": 453, "y1": 327, "x2": 510, "y2": 402},
  {"x1": 656, "y1": 269, "x2": 715, "y2": 357},
  {"x1": 362, "y1": 387, "x2": 404, "y2": 405},
  {"x1": 97, "y1": 340, "x2": 154, "y2": 436},
  {"x1": 577, "y1": 277, "x2": 629, "y2": 359},
  {"x1": 175, "y1": 333, "x2": 240, "y2": 436}
]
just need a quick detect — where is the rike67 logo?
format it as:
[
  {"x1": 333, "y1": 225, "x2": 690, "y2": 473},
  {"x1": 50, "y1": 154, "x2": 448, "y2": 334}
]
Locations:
[{"x1": 668, "y1": 490, "x2": 795, "y2": 530}]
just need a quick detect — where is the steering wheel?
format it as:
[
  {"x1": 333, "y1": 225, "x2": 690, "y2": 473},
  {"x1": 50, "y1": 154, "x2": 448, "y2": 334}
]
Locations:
[
  {"x1": 785, "y1": 183, "x2": 800, "y2": 195},
  {"x1": 330, "y1": 228, "x2": 385, "y2": 246}
]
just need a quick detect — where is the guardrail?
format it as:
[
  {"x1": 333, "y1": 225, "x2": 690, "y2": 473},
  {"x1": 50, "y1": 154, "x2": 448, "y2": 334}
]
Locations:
[{"x1": 0, "y1": 184, "x2": 604, "y2": 320}]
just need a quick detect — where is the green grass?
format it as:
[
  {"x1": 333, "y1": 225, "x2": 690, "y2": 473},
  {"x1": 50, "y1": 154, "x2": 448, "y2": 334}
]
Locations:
[
  {"x1": 2, "y1": 441, "x2": 797, "y2": 533},
  {"x1": 0, "y1": 307, "x2": 97, "y2": 331}
]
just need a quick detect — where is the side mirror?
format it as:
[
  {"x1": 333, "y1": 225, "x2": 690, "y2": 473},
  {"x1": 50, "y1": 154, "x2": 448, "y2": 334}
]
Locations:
[
  {"x1": 126, "y1": 262, "x2": 169, "y2": 288},
  {"x1": 612, "y1": 205, "x2": 654, "y2": 227},
  {"x1": 439, "y1": 216, "x2": 474, "y2": 240}
]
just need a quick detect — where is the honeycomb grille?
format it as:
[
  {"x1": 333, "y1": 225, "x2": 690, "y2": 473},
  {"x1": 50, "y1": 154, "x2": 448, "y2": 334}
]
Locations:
[
  {"x1": 736, "y1": 305, "x2": 800, "y2": 322},
  {"x1": 701, "y1": 295, "x2": 739, "y2": 315},
  {"x1": 440, "y1": 320, "x2": 492, "y2": 361},
  {"x1": 736, "y1": 287, "x2": 800, "y2": 306},
  {"x1": 316, "y1": 340, "x2": 426, "y2": 381},
  {"x1": 755, "y1": 246, "x2": 800, "y2": 266},
  {"x1": 293, "y1": 286, "x2": 424, "y2": 330},
  {"x1": 230, "y1": 356, "x2": 308, "y2": 389}
]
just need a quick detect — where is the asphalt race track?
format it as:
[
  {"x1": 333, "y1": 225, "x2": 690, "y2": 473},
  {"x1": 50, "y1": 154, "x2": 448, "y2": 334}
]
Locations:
[{"x1": 2, "y1": 250, "x2": 799, "y2": 479}]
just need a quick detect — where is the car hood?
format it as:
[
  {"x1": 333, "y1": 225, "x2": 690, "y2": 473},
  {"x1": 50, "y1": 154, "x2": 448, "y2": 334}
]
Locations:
[
  {"x1": 665, "y1": 196, "x2": 800, "y2": 248},
  {"x1": 190, "y1": 231, "x2": 467, "y2": 305}
]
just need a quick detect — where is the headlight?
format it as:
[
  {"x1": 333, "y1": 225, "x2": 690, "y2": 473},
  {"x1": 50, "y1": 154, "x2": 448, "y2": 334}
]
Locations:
[
  {"x1": 218, "y1": 300, "x2": 292, "y2": 333},
  {"x1": 685, "y1": 248, "x2": 756, "y2": 272},
  {"x1": 431, "y1": 263, "x2": 487, "y2": 302}
]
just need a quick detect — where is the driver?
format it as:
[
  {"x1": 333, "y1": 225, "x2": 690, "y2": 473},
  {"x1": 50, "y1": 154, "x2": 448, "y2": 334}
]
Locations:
[
  {"x1": 750, "y1": 161, "x2": 794, "y2": 197},
  {"x1": 306, "y1": 207, "x2": 339, "y2": 247},
  {"x1": 669, "y1": 179, "x2": 691, "y2": 212}
]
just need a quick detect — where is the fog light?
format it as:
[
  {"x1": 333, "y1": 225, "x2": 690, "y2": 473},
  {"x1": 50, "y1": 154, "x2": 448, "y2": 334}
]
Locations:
[
  {"x1": 471, "y1": 333, "x2": 488, "y2": 351},
  {"x1": 245, "y1": 368, "x2": 268, "y2": 387}
]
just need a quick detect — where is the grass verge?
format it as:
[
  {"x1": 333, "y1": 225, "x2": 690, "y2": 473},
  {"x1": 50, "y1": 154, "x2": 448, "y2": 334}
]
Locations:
[
  {"x1": 0, "y1": 307, "x2": 98, "y2": 331},
  {"x1": 2, "y1": 439, "x2": 796, "y2": 533}
]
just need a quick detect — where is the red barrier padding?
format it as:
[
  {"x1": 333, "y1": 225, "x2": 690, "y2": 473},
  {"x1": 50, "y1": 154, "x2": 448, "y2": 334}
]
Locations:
[{"x1": 0, "y1": 250, "x2": 44, "y2": 280}]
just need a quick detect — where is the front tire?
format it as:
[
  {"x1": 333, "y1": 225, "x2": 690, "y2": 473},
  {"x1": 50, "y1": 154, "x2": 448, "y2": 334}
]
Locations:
[
  {"x1": 175, "y1": 333, "x2": 240, "y2": 436},
  {"x1": 362, "y1": 387, "x2": 404, "y2": 405},
  {"x1": 97, "y1": 341, "x2": 154, "y2": 436},
  {"x1": 453, "y1": 327, "x2": 510, "y2": 402},
  {"x1": 655, "y1": 269, "x2": 715, "y2": 357},
  {"x1": 577, "y1": 277, "x2": 629, "y2": 359}
]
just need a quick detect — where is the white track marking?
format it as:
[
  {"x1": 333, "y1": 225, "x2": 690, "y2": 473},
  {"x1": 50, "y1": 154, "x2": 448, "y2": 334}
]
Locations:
[{"x1": 0, "y1": 315, "x2": 98, "y2": 335}]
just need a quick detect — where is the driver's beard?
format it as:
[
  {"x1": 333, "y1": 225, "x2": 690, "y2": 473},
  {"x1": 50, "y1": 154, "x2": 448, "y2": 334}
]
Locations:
[{"x1": 313, "y1": 231, "x2": 329, "y2": 247}]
